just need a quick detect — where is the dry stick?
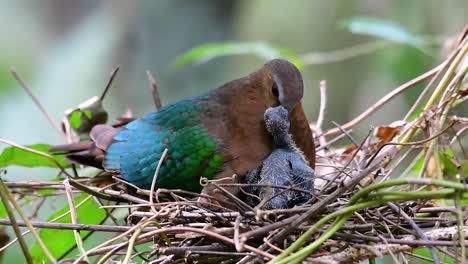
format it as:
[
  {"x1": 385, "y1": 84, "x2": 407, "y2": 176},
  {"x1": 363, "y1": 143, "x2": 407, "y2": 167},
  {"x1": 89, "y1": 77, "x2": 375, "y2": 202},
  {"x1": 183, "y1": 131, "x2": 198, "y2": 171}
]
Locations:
[
  {"x1": 0, "y1": 219, "x2": 151, "y2": 233},
  {"x1": 10, "y1": 69, "x2": 66, "y2": 139},
  {"x1": 92, "y1": 226, "x2": 275, "y2": 259},
  {"x1": 149, "y1": 148, "x2": 168, "y2": 213},
  {"x1": 0, "y1": 179, "x2": 33, "y2": 264},
  {"x1": 386, "y1": 202, "x2": 440, "y2": 264},
  {"x1": 63, "y1": 179, "x2": 89, "y2": 263},
  {"x1": 68, "y1": 178, "x2": 127, "y2": 203},
  {"x1": 100, "y1": 66, "x2": 120, "y2": 101},
  {"x1": 321, "y1": 63, "x2": 444, "y2": 137},
  {"x1": 73, "y1": 204, "x2": 172, "y2": 264},
  {"x1": 308, "y1": 243, "x2": 412, "y2": 264},
  {"x1": 315, "y1": 80, "x2": 328, "y2": 150},
  {"x1": 0, "y1": 178, "x2": 56, "y2": 263},
  {"x1": 158, "y1": 244, "x2": 230, "y2": 256},
  {"x1": 315, "y1": 131, "x2": 350, "y2": 152},
  {"x1": 316, "y1": 80, "x2": 327, "y2": 130},
  {"x1": 147, "y1": 70, "x2": 163, "y2": 110},
  {"x1": 365, "y1": 121, "x2": 455, "y2": 169},
  {"x1": 207, "y1": 180, "x2": 254, "y2": 212},
  {"x1": 0, "y1": 192, "x2": 97, "y2": 252},
  {"x1": 321, "y1": 129, "x2": 372, "y2": 192},
  {"x1": 234, "y1": 215, "x2": 243, "y2": 252},
  {"x1": 0, "y1": 138, "x2": 73, "y2": 178},
  {"x1": 331, "y1": 121, "x2": 360, "y2": 147}
]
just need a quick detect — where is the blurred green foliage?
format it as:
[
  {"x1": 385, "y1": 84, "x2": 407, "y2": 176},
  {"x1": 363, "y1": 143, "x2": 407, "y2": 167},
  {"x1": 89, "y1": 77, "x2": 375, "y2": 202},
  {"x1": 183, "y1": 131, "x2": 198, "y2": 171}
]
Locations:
[{"x1": 174, "y1": 42, "x2": 303, "y2": 69}]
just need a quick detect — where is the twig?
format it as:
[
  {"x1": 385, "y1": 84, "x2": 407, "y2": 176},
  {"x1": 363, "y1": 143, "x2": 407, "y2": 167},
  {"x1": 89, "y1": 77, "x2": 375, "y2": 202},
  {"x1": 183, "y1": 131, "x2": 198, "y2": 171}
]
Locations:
[
  {"x1": 93, "y1": 226, "x2": 274, "y2": 259},
  {"x1": 147, "y1": 70, "x2": 163, "y2": 110},
  {"x1": 100, "y1": 66, "x2": 120, "y2": 101},
  {"x1": 123, "y1": 221, "x2": 151, "y2": 264},
  {"x1": 10, "y1": 69, "x2": 66, "y2": 139},
  {"x1": 315, "y1": 80, "x2": 328, "y2": 151},
  {"x1": 365, "y1": 121, "x2": 455, "y2": 168},
  {"x1": 316, "y1": 80, "x2": 327, "y2": 131},
  {"x1": 234, "y1": 215, "x2": 243, "y2": 252},
  {"x1": 63, "y1": 179, "x2": 89, "y2": 263},
  {"x1": 0, "y1": 178, "x2": 55, "y2": 263},
  {"x1": 322, "y1": 62, "x2": 444, "y2": 137},
  {"x1": 150, "y1": 148, "x2": 168, "y2": 213},
  {"x1": 0, "y1": 219, "x2": 162, "y2": 233},
  {"x1": 386, "y1": 202, "x2": 440, "y2": 264},
  {"x1": 307, "y1": 243, "x2": 412, "y2": 263},
  {"x1": 0, "y1": 178, "x2": 33, "y2": 264}
]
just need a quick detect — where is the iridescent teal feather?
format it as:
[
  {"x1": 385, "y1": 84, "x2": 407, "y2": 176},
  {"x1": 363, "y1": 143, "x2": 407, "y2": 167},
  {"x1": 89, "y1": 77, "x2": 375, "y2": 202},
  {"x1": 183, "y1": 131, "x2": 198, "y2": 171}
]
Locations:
[{"x1": 104, "y1": 99, "x2": 224, "y2": 192}]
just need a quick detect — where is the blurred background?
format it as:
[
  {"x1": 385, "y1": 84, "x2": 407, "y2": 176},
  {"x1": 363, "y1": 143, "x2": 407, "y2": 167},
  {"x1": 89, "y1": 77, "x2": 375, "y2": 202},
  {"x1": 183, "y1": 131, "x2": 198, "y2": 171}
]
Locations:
[{"x1": 0, "y1": 0, "x2": 466, "y2": 263}]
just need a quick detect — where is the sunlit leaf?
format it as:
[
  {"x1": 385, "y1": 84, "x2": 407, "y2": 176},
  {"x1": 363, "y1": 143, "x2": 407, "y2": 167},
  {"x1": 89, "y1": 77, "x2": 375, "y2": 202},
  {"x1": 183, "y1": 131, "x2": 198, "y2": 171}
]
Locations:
[
  {"x1": 0, "y1": 143, "x2": 70, "y2": 168},
  {"x1": 174, "y1": 42, "x2": 303, "y2": 69},
  {"x1": 31, "y1": 193, "x2": 106, "y2": 262},
  {"x1": 339, "y1": 17, "x2": 422, "y2": 46}
]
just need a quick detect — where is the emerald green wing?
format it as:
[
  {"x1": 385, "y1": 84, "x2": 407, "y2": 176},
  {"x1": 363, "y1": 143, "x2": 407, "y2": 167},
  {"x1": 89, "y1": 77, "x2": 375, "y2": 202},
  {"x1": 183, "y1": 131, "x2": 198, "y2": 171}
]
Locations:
[{"x1": 104, "y1": 99, "x2": 223, "y2": 192}]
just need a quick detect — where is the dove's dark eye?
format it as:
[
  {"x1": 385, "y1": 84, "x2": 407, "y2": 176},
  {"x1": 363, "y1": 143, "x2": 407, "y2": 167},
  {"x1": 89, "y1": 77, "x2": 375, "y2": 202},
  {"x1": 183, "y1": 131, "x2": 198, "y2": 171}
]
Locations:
[{"x1": 272, "y1": 83, "x2": 279, "y2": 98}]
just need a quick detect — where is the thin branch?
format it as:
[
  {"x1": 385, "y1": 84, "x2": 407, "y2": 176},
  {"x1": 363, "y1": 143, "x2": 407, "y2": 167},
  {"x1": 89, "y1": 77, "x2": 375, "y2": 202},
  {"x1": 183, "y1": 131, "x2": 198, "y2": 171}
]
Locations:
[
  {"x1": 316, "y1": 80, "x2": 327, "y2": 131},
  {"x1": 0, "y1": 178, "x2": 33, "y2": 264},
  {"x1": 10, "y1": 69, "x2": 66, "y2": 139},
  {"x1": 387, "y1": 202, "x2": 440, "y2": 264},
  {"x1": 63, "y1": 179, "x2": 89, "y2": 262},
  {"x1": 150, "y1": 148, "x2": 168, "y2": 213},
  {"x1": 147, "y1": 70, "x2": 162, "y2": 110},
  {"x1": 100, "y1": 66, "x2": 120, "y2": 101},
  {"x1": 321, "y1": 63, "x2": 444, "y2": 137}
]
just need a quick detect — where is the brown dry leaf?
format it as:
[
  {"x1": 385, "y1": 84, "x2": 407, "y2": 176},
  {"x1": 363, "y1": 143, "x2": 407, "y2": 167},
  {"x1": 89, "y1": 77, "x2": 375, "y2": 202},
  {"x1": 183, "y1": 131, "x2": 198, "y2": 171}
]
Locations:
[{"x1": 375, "y1": 120, "x2": 406, "y2": 148}]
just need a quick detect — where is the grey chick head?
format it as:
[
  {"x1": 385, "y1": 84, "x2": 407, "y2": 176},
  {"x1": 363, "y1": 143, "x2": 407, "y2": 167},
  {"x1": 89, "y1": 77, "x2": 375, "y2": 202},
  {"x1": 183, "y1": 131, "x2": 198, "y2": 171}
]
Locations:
[{"x1": 264, "y1": 106, "x2": 290, "y2": 136}]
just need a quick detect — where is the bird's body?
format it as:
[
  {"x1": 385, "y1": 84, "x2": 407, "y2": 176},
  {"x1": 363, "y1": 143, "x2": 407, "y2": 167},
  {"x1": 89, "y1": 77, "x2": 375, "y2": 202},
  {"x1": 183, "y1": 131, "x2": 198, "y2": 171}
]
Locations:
[
  {"x1": 52, "y1": 59, "x2": 315, "y2": 195},
  {"x1": 245, "y1": 106, "x2": 315, "y2": 209}
]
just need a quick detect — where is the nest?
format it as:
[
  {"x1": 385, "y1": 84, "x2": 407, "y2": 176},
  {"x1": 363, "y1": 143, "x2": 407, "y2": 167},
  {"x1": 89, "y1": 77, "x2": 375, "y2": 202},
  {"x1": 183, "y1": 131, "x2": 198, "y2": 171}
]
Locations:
[{"x1": 0, "y1": 28, "x2": 467, "y2": 264}]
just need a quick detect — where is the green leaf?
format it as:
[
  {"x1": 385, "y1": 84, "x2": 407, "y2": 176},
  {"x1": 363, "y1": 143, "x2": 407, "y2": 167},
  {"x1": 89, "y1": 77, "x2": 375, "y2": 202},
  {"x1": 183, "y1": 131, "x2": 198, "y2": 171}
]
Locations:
[
  {"x1": 0, "y1": 143, "x2": 70, "y2": 168},
  {"x1": 173, "y1": 42, "x2": 303, "y2": 69},
  {"x1": 339, "y1": 17, "x2": 422, "y2": 46},
  {"x1": 412, "y1": 248, "x2": 456, "y2": 264},
  {"x1": 31, "y1": 193, "x2": 106, "y2": 262},
  {"x1": 68, "y1": 109, "x2": 82, "y2": 130},
  {"x1": 0, "y1": 200, "x2": 6, "y2": 218},
  {"x1": 65, "y1": 96, "x2": 108, "y2": 139}
]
